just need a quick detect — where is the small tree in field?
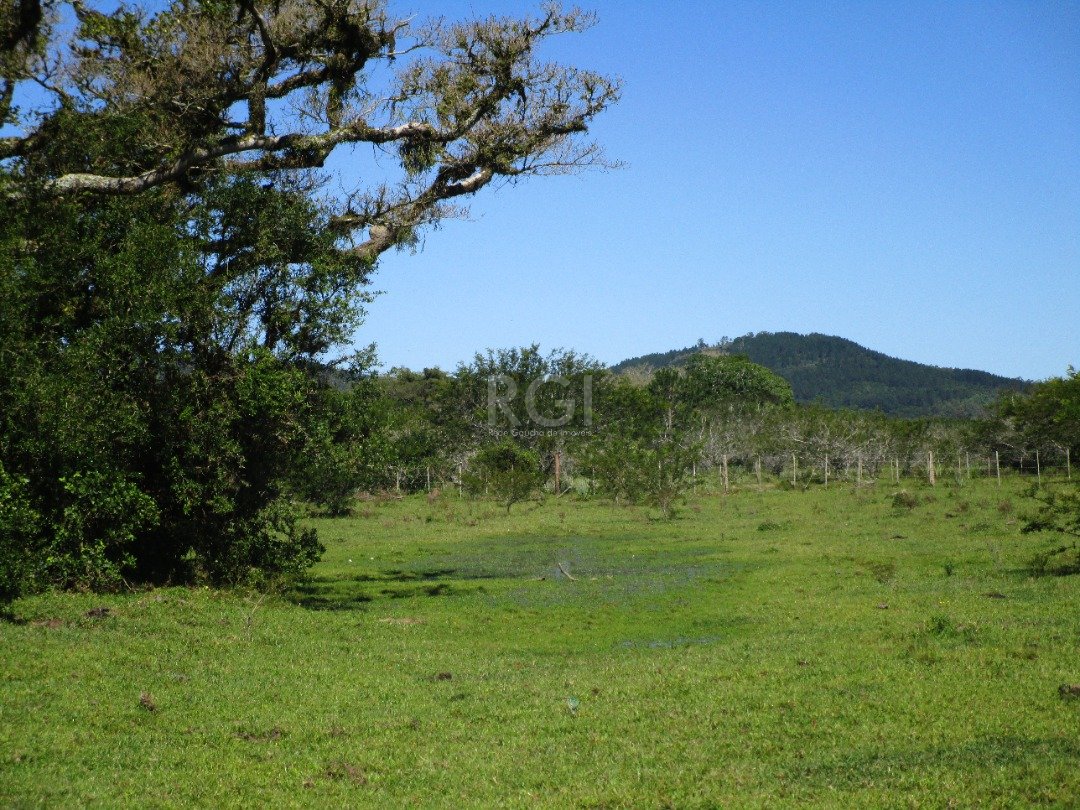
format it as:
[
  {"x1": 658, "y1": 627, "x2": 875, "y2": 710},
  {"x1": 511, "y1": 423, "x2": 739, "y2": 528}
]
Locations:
[
  {"x1": 583, "y1": 375, "x2": 699, "y2": 518},
  {"x1": 634, "y1": 437, "x2": 696, "y2": 519},
  {"x1": 1023, "y1": 484, "x2": 1080, "y2": 575},
  {"x1": 464, "y1": 442, "x2": 544, "y2": 514},
  {"x1": 1009, "y1": 369, "x2": 1080, "y2": 575}
]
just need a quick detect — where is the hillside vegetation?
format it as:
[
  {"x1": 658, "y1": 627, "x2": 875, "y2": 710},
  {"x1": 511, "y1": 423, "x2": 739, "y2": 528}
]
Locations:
[{"x1": 611, "y1": 332, "x2": 1029, "y2": 417}]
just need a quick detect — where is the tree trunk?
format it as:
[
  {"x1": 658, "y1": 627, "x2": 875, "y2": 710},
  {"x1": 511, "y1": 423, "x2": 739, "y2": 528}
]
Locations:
[
  {"x1": 722, "y1": 454, "x2": 729, "y2": 494},
  {"x1": 824, "y1": 454, "x2": 829, "y2": 489},
  {"x1": 995, "y1": 451, "x2": 1001, "y2": 486},
  {"x1": 554, "y1": 451, "x2": 562, "y2": 497},
  {"x1": 1036, "y1": 449, "x2": 1041, "y2": 485},
  {"x1": 928, "y1": 451, "x2": 935, "y2": 486}
]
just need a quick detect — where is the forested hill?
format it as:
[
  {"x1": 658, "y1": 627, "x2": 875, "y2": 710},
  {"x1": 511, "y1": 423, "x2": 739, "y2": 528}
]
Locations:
[{"x1": 610, "y1": 332, "x2": 1030, "y2": 417}]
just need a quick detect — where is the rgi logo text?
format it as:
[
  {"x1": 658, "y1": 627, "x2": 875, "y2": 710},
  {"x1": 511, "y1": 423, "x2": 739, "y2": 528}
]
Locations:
[{"x1": 487, "y1": 374, "x2": 593, "y2": 430}]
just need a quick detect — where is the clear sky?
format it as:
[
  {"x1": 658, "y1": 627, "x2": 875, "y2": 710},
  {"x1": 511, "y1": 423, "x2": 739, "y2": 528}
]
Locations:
[{"x1": 350, "y1": 0, "x2": 1078, "y2": 380}]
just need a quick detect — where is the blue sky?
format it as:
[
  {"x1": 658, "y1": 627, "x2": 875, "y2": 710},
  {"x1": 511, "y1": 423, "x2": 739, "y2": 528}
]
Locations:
[{"x1": 353, "y1": 0, "x2": 1079, "y2": 380}]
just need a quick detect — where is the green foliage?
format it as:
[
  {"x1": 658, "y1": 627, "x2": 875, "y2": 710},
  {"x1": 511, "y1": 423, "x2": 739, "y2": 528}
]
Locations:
[
  {"x1": 455, "y1": 345, "x2": 602, "y2": 449},
  {"x1": 1004, "y1": 370, "x2": 1080, "y2": 574},
  {"x1": 612, "y1": 332, "x2": 1027, "y2": 417},
  {"x1": 585, "y1": 435, "x2": 695, "y2": 518},
  {"x1": 0, "y1": 174, "x2": 352, "y2": 594},
  {"x1": 463, "y1": 440, "x2": 544, "y2": 513},
  {"x1": 583, "y1": 376, "x2": 699, "y2": 517},
  {"x1": 379, "y1": 367, "x2": 469, "y2": 489},
  {"x1": 891, "y1": 490, "x2": 919, "y2": 510},
  {"x1": 0, "y1": 462, "x2": 40, "y2": 600},
  {"x1": 0, "y1": 1, "x2": 617, "y2": 598},
  {"x1": 52, "y1": 471, "x2": 159, "y2": 591},
  {"x1": 680, "y1": 352, "x2": 794, "y2": 410},
  {"x1": 999, "y1": 367, "x2": 1080, "y2": 454},
  {"x1": 1022, "y1": 483, "x2": 1080, "y2": 575},
  {"x1": 290, "y1": 367, "x2": 395, "y2": 516}
]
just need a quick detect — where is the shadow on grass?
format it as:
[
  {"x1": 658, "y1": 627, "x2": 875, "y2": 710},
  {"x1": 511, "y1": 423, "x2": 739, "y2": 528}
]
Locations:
[
  {"x1": 0, "y1": 609, "x2": 28, "y2": 625},
  {"x1": 790, "y1": 735, "x2": 1080, "y2": 789},
  {"x1": 292, "y1": 587, "x2": 373, "y2": 612},
  {"x1": 352, "y1": 567, "x2": 460, "y2": 583},
  {"x1": 293, "y1": 577, "x2": 473, "y2": 610}
]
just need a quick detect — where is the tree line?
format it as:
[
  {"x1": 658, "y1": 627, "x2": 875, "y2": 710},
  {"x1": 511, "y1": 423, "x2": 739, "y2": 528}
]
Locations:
[{"x1": 330, "y1": 351, "x2": 1077, "y2": 518}]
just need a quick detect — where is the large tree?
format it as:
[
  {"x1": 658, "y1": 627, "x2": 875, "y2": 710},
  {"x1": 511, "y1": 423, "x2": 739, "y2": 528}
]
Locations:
[
  {"x1": 1, "y1": 0, "x2": 618, "y2": 227},
  {"x1": 0, "y1": 0, "x2": 618, "y2": 596}
]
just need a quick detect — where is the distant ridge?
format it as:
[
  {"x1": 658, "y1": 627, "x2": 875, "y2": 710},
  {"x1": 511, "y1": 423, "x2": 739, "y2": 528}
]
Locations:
[{"x1": 610, "y1": 332, "x2": 1029, "y2": 418}]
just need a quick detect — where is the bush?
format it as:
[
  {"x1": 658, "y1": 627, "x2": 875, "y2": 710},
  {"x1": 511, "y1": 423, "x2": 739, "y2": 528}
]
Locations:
[
  {"x1": 464, "y1": 441, "x2": 545, "y2": 514},
  {"x1": 891, "y1": 490, "x2": 919, "y2": 510},
  {"x1": 289, "y1": 379, "x2": 394, "y2": 517},
  {"x1": 0, "y1": 464, "x2": 41, "y2": 601},
  {"x1": 1022, "y1": 483, "x2": 1080, "y2": 576}
]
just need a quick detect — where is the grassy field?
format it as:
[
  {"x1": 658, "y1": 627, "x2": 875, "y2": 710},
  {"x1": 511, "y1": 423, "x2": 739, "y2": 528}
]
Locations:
[{"x1": 3, "y1": 475, "x2": 1079, "y2": 807}]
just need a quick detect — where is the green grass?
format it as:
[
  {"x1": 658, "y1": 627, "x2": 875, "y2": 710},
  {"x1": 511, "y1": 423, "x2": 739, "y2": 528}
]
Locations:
[{"x1": 3, "y1": 477, "x2": 1080, "y2": 807}]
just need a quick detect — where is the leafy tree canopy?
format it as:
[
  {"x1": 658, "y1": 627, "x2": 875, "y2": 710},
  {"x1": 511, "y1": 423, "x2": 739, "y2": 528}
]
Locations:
[
  {"x1": 679, "y1": 353, "x2": 795, "y2": 411},
  {"x1": 0, "y1": 0, "x2": 618, "y2": 597},
  {"x1": 999, "y1": 368, "x2": 1080, "y2": 452}
]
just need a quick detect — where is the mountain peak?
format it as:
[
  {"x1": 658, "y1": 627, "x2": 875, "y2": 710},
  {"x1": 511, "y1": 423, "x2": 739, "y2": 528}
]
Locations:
[{"x1": 610, "y1": 332, "x2": 1028, "y2": 418}]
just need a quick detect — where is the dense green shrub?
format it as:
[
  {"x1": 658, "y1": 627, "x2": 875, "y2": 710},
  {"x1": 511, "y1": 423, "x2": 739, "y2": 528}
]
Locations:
[
  {"x1": 464, "y1": 441, "x2": 545, "y2": 514},
  {"x1": 892, "y1": 490, "x2": 919, "y2": 510}
]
